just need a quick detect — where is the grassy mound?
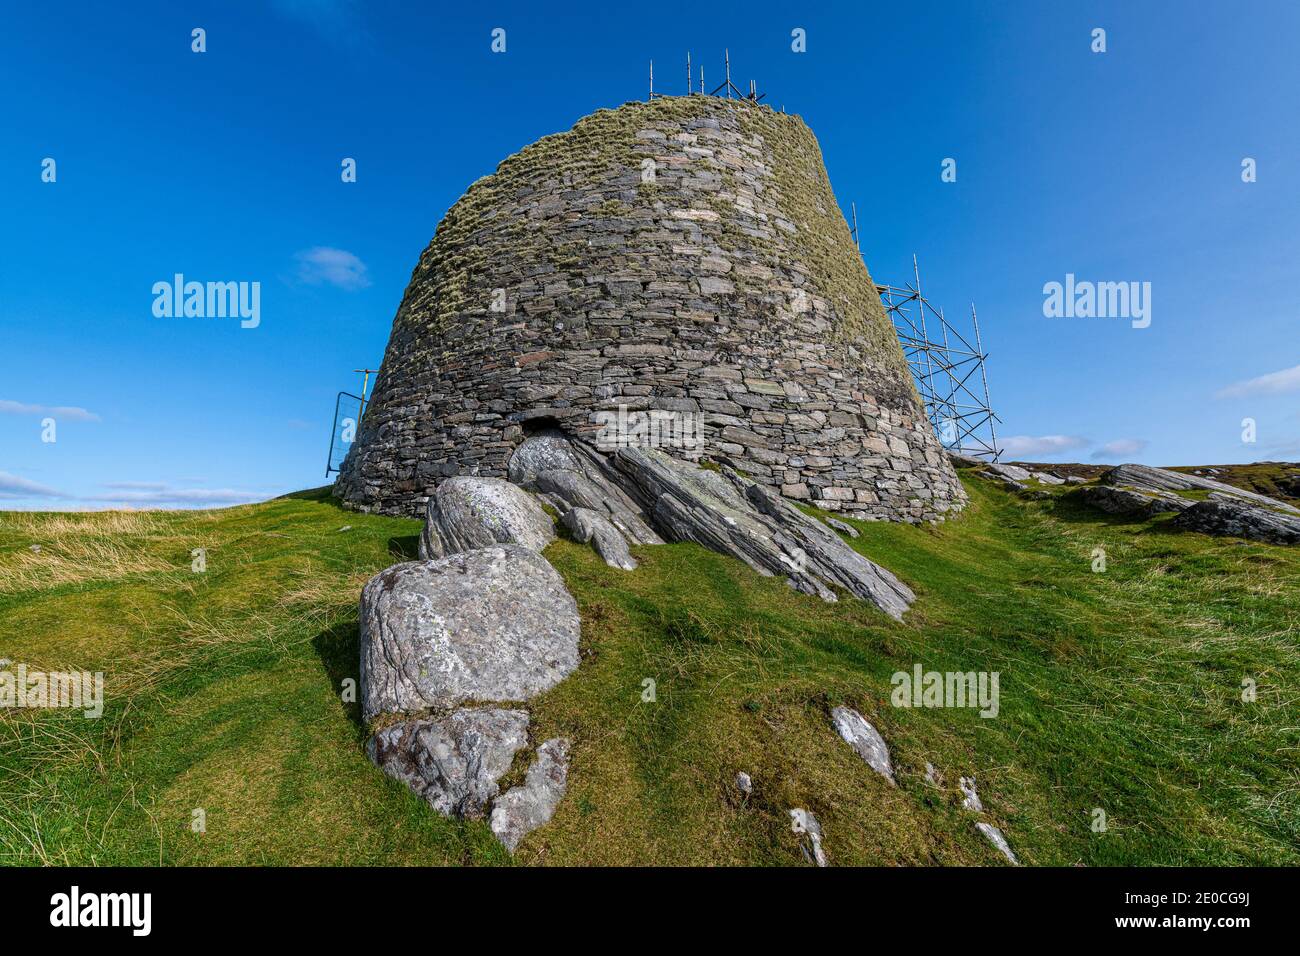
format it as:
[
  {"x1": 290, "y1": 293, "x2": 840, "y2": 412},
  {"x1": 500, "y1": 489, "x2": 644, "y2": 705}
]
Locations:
[{"x1": 1, "y1": 475, "x2": 1296, "y2": 866}]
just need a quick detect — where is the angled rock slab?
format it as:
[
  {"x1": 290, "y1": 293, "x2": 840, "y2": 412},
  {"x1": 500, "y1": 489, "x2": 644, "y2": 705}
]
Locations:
[
  {"x1": 561, "y1": 507, "x2": 637, "y2": 570},
  {"x1": 830, "y1": 706, "x2": 895, "y2": 785},
  {"x1": 1172, "y1": 498, "x2": 1300, "y2": 545},
  {"x1": 1104, "y1": 463, "x2": 1299, "y2": 514},
  {"x1": 489, "y1": 737, "x2": 570, "y2": 852},
  {"x1": 418, "y1": 476, "x2": 555, "y2": 560},
  {"x1": 986, "y1": 463, "x2": 1032, "y2": 483},
  {"x1": 1077, "y1": 484, "x2": 1190, "y2": 517},
  {"x1": 367, "y1": 707, "x2": 529, "y2": 818},
  {"x1": 609, "y1": 446, "x2": 914, "y2": 619},
  {"x1": 824, "y1": 516, "x2": 860, "y2": 538},
  {"x1": 789, "y1": 808, "x2": 828, "y2": 867},
  {"x1": 359, "y1": 546, "x2": 580, "y2": 721},
  {"x1": 512, "y1": 432, "x2": 662, "y2": 546},
  {"x1": 976, "y1": 822, "x2": 1019, "y2": 865}
]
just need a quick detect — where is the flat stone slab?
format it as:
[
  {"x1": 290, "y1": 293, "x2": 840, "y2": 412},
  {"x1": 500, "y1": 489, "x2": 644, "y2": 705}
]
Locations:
[
  {"x1": 367, "y1": 707, "x2": 529, "y2": 818},
  {"x1": 419, "y1": 476, "x2": 555, "y2": 560},
  {"x1": 831, "y1": 706, "x2": 895, "y2": 784},
  {"x1": 360, "y1": 546, "x2": 580, "y2": 721},
  {"x1": 489, "y1": 737, "x2": 571, "y2": 852}
]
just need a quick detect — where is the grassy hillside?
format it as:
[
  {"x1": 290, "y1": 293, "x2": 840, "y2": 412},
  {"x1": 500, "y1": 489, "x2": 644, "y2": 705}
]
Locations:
[{"x1": 1, "y1": 475, "x2": 1296, "y2": 866}]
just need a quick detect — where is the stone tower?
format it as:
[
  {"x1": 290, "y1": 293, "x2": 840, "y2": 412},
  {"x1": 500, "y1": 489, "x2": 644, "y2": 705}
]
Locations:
[{"x1": 335, "y1": 96, "x2": 966, "y2": 521}]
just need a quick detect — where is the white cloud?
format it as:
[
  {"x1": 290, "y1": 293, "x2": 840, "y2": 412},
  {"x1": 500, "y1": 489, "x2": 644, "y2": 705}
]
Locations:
[
  {"x1": 998, "y1": 435, "x2": 1091, "y2": 459},
  {"x1": 1091, "y1": 438, "x2": 1149, "y2": 461},
  {"x1": 293, "y1": 247, "x2": 371, "y2": 290},
  {"x1": 1215, "y1": 363, "x2": 1300, "y2": 400},
  {"x1": 0, "y1": 400, "x2": 100, "y2": 422}
]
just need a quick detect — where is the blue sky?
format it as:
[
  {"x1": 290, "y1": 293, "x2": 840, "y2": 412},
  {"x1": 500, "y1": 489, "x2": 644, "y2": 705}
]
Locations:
[{"x1": 3, "y1": 0, "x2": 1298, "y2": 509}]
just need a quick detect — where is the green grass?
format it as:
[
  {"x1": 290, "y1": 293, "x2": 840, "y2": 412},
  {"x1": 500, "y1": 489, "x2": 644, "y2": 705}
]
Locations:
[{"x1": 1, "y1": 476, "x2": 1297, "y2": 866}]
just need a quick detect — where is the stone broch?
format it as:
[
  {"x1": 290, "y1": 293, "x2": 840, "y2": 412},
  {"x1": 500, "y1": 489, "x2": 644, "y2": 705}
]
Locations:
[{"x1": 334, "y1": 96, "x2": 965, "y2": 524}]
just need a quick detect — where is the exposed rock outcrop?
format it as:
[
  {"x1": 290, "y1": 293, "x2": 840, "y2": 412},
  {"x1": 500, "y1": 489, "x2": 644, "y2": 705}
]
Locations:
[
  {"x1": 1103, "y1": 463, "x2": 1300, "y2": 513},
  {"x1": 976, "y1": 822, "x2": 1019, "y2": 865},
  {"x1": 359, "y1": 546, "x2": 580, "y2": 721},
  {"x1": 831, "y1": 706, "x2": 896, "y2": 784},
  {"x1": 1172, "y1": 498, "x2": 1300, "y2": 545},
  {"x1": 1076, "y1": 484, "x2": 1191, "y2": 517},
  {"x1": 418, "y1": 476, "x2": 555, "y2": 560},
  {"x1": 790, "y1": 808, "x2": 828, "y2": 867},
  {"x1": 608, "y1": 446, "x2": 915, "y2": 618}
]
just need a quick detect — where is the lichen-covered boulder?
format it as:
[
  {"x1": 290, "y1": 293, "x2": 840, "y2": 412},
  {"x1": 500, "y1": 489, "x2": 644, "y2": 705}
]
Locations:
[
  {"x1": 367, "y1": 708, "x2": 529, "y2": 818},
  {"x1": 359, "y1": 546, "x2": 580, "y2": 722},
  {"x1": 418, "y1": 476, "x2": 555, "y2": 560}
]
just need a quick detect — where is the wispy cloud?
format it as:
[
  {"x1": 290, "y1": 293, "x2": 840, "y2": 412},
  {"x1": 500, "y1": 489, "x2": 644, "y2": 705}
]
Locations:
[
  {"x1": 0, "y1": 471, "x2": 73, "y2": 499},
  {"x1": 1091, "y1": 438, "x2": 1149, "y2": 461},
  {"x1": 1215, "y1": 363, "x2": 1300, "y2": 400},
  {"x1": 998, "y1": 434, "x2": 1091, "y2": 458},
  {"x1": 0, "y1": 472, "x2": 269, "y2": 510},
  {"x1": 0, "y1": 400, "x2": 100, "y2": 422},
  {"x1": 293, "y1": 247, "x2": 371, "y2": 291}
]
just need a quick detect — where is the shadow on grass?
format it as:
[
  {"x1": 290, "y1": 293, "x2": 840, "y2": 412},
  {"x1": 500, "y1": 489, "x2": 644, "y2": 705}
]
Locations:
[
  {"x1": 311, "y1": 617, "x2": 365, "y2": 738},
  {"x1": 388, "y1": 535, "x2": 420, "y2": 561}
]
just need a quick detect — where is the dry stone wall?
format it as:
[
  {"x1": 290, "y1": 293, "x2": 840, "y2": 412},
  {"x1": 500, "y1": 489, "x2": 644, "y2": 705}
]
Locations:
[{"x1": 335, "y1": 96, "x2": 966, "y2": 522}]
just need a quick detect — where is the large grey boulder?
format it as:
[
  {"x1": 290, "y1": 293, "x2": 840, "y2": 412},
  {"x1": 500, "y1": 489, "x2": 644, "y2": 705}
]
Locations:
[
  {"x1": 367, "y1": 707, "x2": 529, "y2": 818},
  {"x1": 1172, "y1": 499, "x2": 1300, "y2": 545},
  {"x1": 359, "y1": 546, "x2": 580, "y2": 722},
  {"x1": 1104, "y1": 463, "x2": 1299, "y2": 514},
  {"x1": 489, "y1": 737, "x2": 570, "y2": 852},
  {"x1": 561, "y1": 507, "x2": 637, "y2": 570},
  {"x1": 419, "y1": 476, "x2": 555, "y2": 560},
  {"x1": 1076, "y1": 483, "x2": 1191, "y2": 517},
  {"x1": 609, "y1": 446, "x2": 915, "y2": 618},
  {"x1": 830, "y1": 706, "x2": 895, "y2": 784}
]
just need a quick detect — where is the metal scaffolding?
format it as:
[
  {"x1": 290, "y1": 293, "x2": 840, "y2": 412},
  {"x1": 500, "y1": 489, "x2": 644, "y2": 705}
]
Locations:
[{"x1": 874, "y1": 257, "x2": 1002, "y2": 462}]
